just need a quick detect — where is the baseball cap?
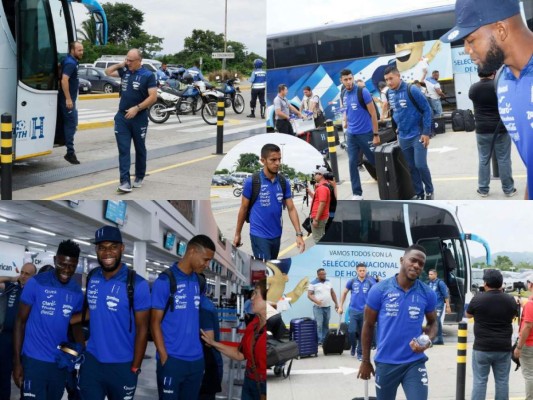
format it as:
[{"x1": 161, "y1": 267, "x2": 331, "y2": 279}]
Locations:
[
  {"x1": 314, "y1": 166, "x2": 328, "y2": 175},
  {"x1": 94, "y1": 225, "x2": 123, "y2": 244},
  {"x1": 440, "y1": 0, "x2": 520, "y2": 43}
]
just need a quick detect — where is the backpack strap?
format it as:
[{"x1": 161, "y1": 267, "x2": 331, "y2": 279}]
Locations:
[
  {"x1": 340, "y1": 86, "x2": 346, "y2": 108},
  {"x1": 407, "y1": 83, "x2": 423, "y2": 115},
  {"x1": 82, "y1": 267, "x2": 100, "y2": 327},
  {"x1": 493, "y1": 65, "x2": 505, "y2": 91},
  {"x1": 278, "y1": 173, "x2": 288, "y2": 210},
  {"x1": 127, "y1": 269, "x2": 136, "y2": 333},
  {"x1": 162, "y1": 268, "x2": 177, "y2": 320},
  {"x1": 246, "y1": 172, "x2": 261, "y2": 223},
  {"x1": 357, "y1": 86, "x2": 368, "y2": 113}
]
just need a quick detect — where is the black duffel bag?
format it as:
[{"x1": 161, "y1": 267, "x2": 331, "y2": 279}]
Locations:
[{"x1": 267, "y1": 338, "x2": 299, "y2": 367}]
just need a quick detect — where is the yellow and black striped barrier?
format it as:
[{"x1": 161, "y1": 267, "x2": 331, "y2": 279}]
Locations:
[
  {"x1": 216, "y1": 100, "x2": 225, "y2": 155},
  {"x1": 325, "y1": 120, "x2": 340, "y2": 181},
  {"x1": 456, "y1": 321, "x2": 467, "y2": 400},
  {"x1": 1, "y1": 113, "x2": 12, "y2": 200}
]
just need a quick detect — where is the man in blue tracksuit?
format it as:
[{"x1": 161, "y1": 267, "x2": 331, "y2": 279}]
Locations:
[
  {"x1": 151, "y1": 235, "x2": 216, "y2": 400},
  {"x1": 358, "y1": 244, "x2": 438, "y2": 400},
  {"x1": 59, "y1": 41, "x2": 84, "y2": 165},
  {"x1": 440, "y1": 0, "x2": 533, "y2": 199},
  {"x1": 337, "y1": 263, "x2": 376, "y2": 359},
  {"x1": 13, "y1": 241, "x2": 84, "y2": 400},
  {"x1": 427, "y1": 269, "x2": 451, "y2": 345},
  {"x1": 0, "y1": 262, "x2": 36, "y2": 400},
  {"x1": 384, "y1": 66, "x2": 435, "y2": 200},
  {"x1": 187, "y1": 61, "x2": 205, "y2": 82},
  {"x1": 340, "y1": 69, "x2": 379, "y2": 200},
  {"x1": 105, "y1": 49, "x2": 158, "y2": 193},
  {"x1": 78, "y1": 226, "x2": 151, "y2": 400},
  {"x1": 247, "y1": 58, "x2": 266, "y2": 119}
]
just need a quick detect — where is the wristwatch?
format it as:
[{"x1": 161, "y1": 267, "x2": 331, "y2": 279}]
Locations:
[
  {"x1": 131, "y1": 367, "x2": 141, "y2": 375},
  {"x1": 296, "y1": 232, "x2": 304, "y2": 237},
  {"x1": 373, "y1": 133, "x2": 379, "y2": 136}
]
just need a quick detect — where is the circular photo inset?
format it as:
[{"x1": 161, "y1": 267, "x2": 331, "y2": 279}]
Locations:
[{"x1": 211, "y1": 133, "x2": 337, "y2": 260}]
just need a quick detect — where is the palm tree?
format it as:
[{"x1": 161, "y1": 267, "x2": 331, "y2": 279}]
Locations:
[{"x1": 77, "y1": 18, "x2": 96, "y2": 44}]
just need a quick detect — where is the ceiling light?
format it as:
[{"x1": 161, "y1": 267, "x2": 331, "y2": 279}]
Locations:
[
  {"x1": 153, "y1": 262, "x2": 161, "y2": 266},
  {"x1": 28, "y1": 240, "x2": 47, "y2": 247},
  {"x1": 30, "y1": 227, "x2": 56, "y2": 236},
  {"x1": 0, "y1": 217, "x2": 7, "y2": 222},
  {"x1": 147, "y1": 268, "x2": 154, "y2": 272},
  {"x1": 125, "y1": 262, "x2": 131, "y2": 267},
  {"x1": 73, "y1": 239, "x2": 91, "y2": 246},
  {"x1": 0, "y1": 234, "x2": 9, "y2": 239},
  {"x1": 124, "y1": 254, "x2": 134, "y2": 259},
  {"x1": 87, "y1": 254, "x2": 97, "y2": 259}
]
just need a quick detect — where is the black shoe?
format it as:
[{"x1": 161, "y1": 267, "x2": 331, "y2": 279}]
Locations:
[
  {"x1": 64, "y1": 153, "x2": 80, "y2": 165},
  {"x1": 411, "y1": 193, "x2": 425, "y2": 200},
  {"x1": 247, "y1": 113, "x2": 255, "y2": 118}
]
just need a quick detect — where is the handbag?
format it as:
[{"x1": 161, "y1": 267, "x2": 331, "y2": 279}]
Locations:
[
  {"x1": 511, "y1": 337, "x2": 521, "y2": 371},
  {"x1": 267, "y1": 338, "x2": 299, "y2": 367},
  {"x1": 302, "y1": 217, "x2": 312, "y2": 234}
]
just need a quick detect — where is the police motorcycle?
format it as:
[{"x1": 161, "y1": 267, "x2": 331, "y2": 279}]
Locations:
[
  {"x1": 214, "y1": 74, "x2": 245, "y2": 114},
  {"x1": 148, "y1": 72, "x2": 222, "y2": 125}
]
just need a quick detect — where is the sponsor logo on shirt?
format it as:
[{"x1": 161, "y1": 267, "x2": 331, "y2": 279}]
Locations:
[
  {"x1": 408, "y1": 305, "x2": 421, "y2": 320},
  {"x1": 499, "y1": 85, "x2": 508, "y2": 94},
  {"x1": 106, "y1": 295, "x2": 120, "y2": 311},
  {"x1": 62, "y1": 304, "x2": 73, "y2": 317}
]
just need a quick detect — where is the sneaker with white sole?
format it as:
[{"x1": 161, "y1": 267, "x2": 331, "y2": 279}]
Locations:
[
  {"x1": 425, "y1": 192, "x2": 434, "y2": 200},
  {"x1": 351, "y1": 194, "x2": 364, "y2": 200},
  {"x1": 505, "y1": 188, "x2": 517, "y2": 197},
  {"x1": 476, "y1": 189, "x2": 489, "y2": 198},
  {"x1": 117, "y1": 182, "x2": 132, "y2": 193},
  {"x1": 133, "y1": 178, "x2": 143, "y2": 188}
]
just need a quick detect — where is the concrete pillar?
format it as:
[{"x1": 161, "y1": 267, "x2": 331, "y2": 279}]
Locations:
[
  {"x1": 215, "y1": 274, "x2": 221, "y2": 305},
  {"x1": 133, "y1": 241, "x2": 147, "y2": 278}
]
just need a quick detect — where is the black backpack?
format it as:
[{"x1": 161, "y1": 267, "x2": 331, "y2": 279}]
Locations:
[
  {"x1": 161, "y1": 268, "x2": 177, "y2": 319},
  {"x1": 340, "y1": 86, "x2": 380, "y2": 120},
  {"x1": 82, "y1": 267, "x2": 136, "y2": 333},
  {"x1": 245, "y1": 171, "x2": 287, "y2": 223},
  {"x1": 451, "y1": 109, "x2": 475, "y2": 132},
  {"x1": 325, "y1": 182, "x2": 337, "y2": 213},
  {"x1": 386, "y1": 83, "x2": 428, "y2": 132}
]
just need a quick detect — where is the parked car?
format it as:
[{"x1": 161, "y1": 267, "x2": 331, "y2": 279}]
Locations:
[
  {"x1": 211, "y1": 175, "x2": 229, "y2": 186},
  {"x1": 230, "y1": 172, "x2": 252, "y2": 184},
  {"x1": 78, "y1": 78, "x2": 92, "y2": 94},
  {"x1": 219, "y1": 174, "x2": 238, "y2": 185},
  {"x1": 78, "y1": 67, "x2": 120, "y2": 93}
]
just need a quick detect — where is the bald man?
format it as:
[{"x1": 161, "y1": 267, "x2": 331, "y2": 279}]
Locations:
[
  {"x1": 105, "y1": 49, "x2": 158, "y2": 193},
  {"x1": 0, "y1": 263, "x2": 36, "y2": 400},
  {"x1": 441, "y1": 0, "x2": 533, "y2": 199}
]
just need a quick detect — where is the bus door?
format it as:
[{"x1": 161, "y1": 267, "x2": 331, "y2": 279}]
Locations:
[
  {"x1": 417, "y1": 237, "x2": 468, "y2": 323},
  {"x1": 15, "y1": 0, "x2": 71, "y2": 160}
]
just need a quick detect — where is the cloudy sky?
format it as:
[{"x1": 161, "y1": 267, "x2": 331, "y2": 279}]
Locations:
[
  {"x1": 72, "y1": 0, "x2": 266, "y2": 56},
  {"x1": 267, "y1": 0, "x2": 456, "y2": 35},
  {"x1": 431, "y1": 201, "x2": 533, "y2": 258}
]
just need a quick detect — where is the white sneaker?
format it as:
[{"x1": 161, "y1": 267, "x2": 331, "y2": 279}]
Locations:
[
  {"x1": 117, "y1": 182, "x2": 132, "y2": 193},
  {"x1": 351, "y1": 194, "x2": 364, "y2": 200}
]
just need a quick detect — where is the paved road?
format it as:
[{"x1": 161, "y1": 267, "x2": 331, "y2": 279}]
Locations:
[
  {"x1": 11, "y1": 88, "x2": 267, "y2": 199},
  {"x1": 268, "y1": 321, "x2": 527, "y2": 400}
]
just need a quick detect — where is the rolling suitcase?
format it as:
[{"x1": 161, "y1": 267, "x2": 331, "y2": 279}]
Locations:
[
  {"x1": 374, "y1": 141, "x2": 415, "y2": 200},
  {"x1": 340, "y1": 322, "x2": 351, "y2": 351},
  {"x1": 323, "y1": 315, "x2": 346, "y2": 355},
  {"x1": 290, "y1": 317, "x2": 319, "y2": 358}
]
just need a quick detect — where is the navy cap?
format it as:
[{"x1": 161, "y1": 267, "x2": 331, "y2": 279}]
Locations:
[
  {"x1": 94, "y1": 225, "x2": 123, "y2": 244},
  {"x1": 440, "y1": 0, "x2": 520, "y2": 43}
]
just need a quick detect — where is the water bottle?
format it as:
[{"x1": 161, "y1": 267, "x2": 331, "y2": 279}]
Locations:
[{"x1": 414, "y1": 334, "x2": 431, "y2": 347}]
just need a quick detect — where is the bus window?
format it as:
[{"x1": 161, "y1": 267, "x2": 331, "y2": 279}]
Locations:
[
  {"x1": 316, "y1": 26, "x2": 364, "y2": 63},
  {"x1": 362, "y1": 19, "x2": 413, "y2": 56},
  {"x1": 49, "y1": 0, "x2": 69, "y2": 58},
  {"x1": 271, "y1": 33, "x2": 318, "y2": 68},
  {"x1": 411, "y1": 12, "x2": 455, "y2": 42},
  {"x1": 18, "y1": 0, "x2": 59, "y2": 90},
  {"x1": 322, "y1": 201, "x2": 409, "y2": 248},
  {"x1": 1, "y1": 0, "x2": 15, "y2": 39}
]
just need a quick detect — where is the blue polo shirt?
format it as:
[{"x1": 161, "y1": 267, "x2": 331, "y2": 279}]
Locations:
[
  {"x1": 428, "y1": 278, "x2": 448, "y2": 307},
  {"x1": 20, "y1": 271, "x2": 83, "y2": 363},
  {"x1": 388, "y1": 81, "x2": 432, "y2": 139},
  {"x1": 243, "y1": 170, "x2": 292, "y2": 239},
  {"x1": 346, "y1": 276, "x2": 375, "y2": 312},
  {"x1": 343, "y1": 86, "x2": 373, "y2": 134},
  {"x1": 86, "y1": 264, "x2": 151, "y2": 363},
  {"x1": 118, "y1": 66, "x2": 157, "y2": 112},
  {"x1": 497, "y1": 55, "x2": 533, "y2": 198},
  {"x1": 366, "y1": 275, "x2": 436, "y2": 364},
  {"x1": 2, "y1": 282, "x2": 22, "y2": 332},
  {"x1": 59, "y1": 54, "x2": 79, "y2": 102},
  {"x1": 151, "y1": 264, "x2": 203, "y2": 361}
]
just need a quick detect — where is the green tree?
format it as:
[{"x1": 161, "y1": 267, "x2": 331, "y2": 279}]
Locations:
[
  {"x1": 493, "y1": 255, "x2": 514, "y2": 271},
  {"x1": 184, "y1": 30, "x2": 225, "y2": 54},
  {"x1": 215, "y1": 169, "x2": 230, "y2": 175},
  {"x1": 102, "y1": 3, "x2": 145, "y2": 46},
  {"x1": 279, "y1": 164, "x2": 296, "y2": 178},
  {"x1": 234, "y1": 153, "x2": 260, "y2": 173},
  {"x1": 472, "y1": 262, "x2": 487, "y2": 269},
  {"x1": 77, "y1": 19, "x2": 97, "y2": 44}
]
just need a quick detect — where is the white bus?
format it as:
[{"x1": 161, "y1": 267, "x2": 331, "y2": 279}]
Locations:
[
  {"x1": 269, "y1": 201, "x2": 491, "y2": 325},
  {"x1": 1, "y1": 0, "x2": 108, "y2": 160}
]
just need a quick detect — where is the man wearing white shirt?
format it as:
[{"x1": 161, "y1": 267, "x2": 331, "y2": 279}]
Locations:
[
  {"x1": 307, "y1": 268, "x2": 339, "y2": 345},
  {"x1": 423, "y1": 70, "x2": 446, "y2": 116}
]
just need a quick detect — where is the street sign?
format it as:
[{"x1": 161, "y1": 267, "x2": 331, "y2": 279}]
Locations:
[{"x1": 212, "y1": 52, "x2": 235, "y2": 59}]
